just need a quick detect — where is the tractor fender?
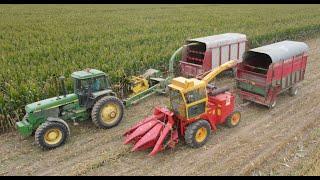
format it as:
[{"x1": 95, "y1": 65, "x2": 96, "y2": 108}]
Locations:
[
  {"x1": 47, "y1": 117, "x2": 70, "y2": 135},
  {"x1": 92, "y1": 89, "x2": 116, "y2": 99},
  {"x1": 95, "y1": 93, "x2": 117, "y2": 101},
  {"x1": 89, "y1": 90, "x2": 117, "y2": 108},
  {"x1": 89, "y1": 94, "x2": 113, "y2": 108},
  {"x1": 205, "y1": 119, "x2": 217, "y2": 132}
]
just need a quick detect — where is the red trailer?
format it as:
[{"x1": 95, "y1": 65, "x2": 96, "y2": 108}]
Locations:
[
  {"x1": 180, "y1": 33, "x2": 247, "y2": 77},
  {"x1": 236, "y1": 40, "x2": 309, "y2": 108}
]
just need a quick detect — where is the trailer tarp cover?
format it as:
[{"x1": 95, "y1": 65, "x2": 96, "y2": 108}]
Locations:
[
  {"x1": 244, "y1": 40, "x2": 309, "y2": 63},
  {"x1": 187, "y1": 33, "x2": 247, "y2": 49}
]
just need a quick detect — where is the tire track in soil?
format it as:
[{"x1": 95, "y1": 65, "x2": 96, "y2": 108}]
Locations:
[
  {"x1": 0, "y1": 37, "x2": 319, "y2": 176},
  {"x1": 248, "y1": 119, "x2": 320, "y2": 176}
]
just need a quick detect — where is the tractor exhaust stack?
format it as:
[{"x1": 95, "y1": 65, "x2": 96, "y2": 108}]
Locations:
[{"x1": 59, "y1": 76, "x2": 67, "y2": 97}]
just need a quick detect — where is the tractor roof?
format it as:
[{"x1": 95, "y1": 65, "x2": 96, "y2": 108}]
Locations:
[
  {"x1": 169, "y1": 77, "x2": 206, "y2": 93},
  {"x1": 71, "y1": 69, "x2": 106, "y2": 79}
]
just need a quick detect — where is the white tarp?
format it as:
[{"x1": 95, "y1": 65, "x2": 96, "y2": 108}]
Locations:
[
  {"x1": 187, "y1": 33, "x2": 247, "y2": 49},
  {"x1": 245, "y1": 40, "x2": 309, "y2": 63}
]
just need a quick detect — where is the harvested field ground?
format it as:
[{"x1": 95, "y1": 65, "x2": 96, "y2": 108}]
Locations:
[{"x1": 0, "y1": 37, "x2": 319, "y2": 176}]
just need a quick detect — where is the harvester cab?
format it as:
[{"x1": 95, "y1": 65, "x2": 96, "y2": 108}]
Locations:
[
  {"x1": 124, "y1": 60, "x2": 241, "y2": 156},
  {"x1": 16, "y1": 68, "x2": 124, "y2": 150}
]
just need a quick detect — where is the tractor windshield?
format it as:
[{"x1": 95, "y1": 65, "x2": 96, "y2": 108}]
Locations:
[
  {"x1": 169, "y1": 89, "x2": 186, "y2": 117},
  {"x1": 184, "y1": 88, "x2": 207, "y2": 118},
  {"x1": 184, "y1": 88, "x2": 206, "y2": 104},
  {"x1": 92, "y1": 76, "x2": 109, "y2": 91},
  {"x1": 74, "y1": 76, "x2": 109, "y2": 94},
  {"x1": 74, "y1": 78, "x2": 91, "y2": 94}
]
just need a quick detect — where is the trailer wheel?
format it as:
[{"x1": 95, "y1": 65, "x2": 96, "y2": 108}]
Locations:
[
  {"x1": 226, "y1": 111, "x2": 241, "y2": 128},
  {"x1": 35, "y1": 121, "x2": 69, "y2": 150},
  {"x1": 289, "y1": 87, "x2": 298, "y2": 96},
  {"x1": 91, "y1": 96, "x2": 124, "y2": 129},
  {"x1": 269, "y1": 100, "x2": 277, "y2": 109},
  {"x1": 184, "y1": 120, "x2": 211, "y2": 148}
]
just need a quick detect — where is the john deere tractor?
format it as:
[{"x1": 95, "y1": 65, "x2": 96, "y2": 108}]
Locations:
[{"x1": 16, "y1": 69, "x2": 124, "y2": 149}]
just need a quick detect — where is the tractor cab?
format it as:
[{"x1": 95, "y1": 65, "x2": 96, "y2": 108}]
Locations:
[
  {"x1": 168, "y1": 77, "x2": 208, "y2": 119},
  {"x1": 71, "y1": 69, "x2": 111, "y2": 106}
]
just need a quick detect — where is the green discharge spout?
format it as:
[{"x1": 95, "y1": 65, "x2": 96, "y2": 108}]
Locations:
[
  {"x1": 168, "y1": 46, "x2": 183, "y2": 78},
  {"x1": 168, "y1": 42, "x2": 199, "y2": 79}
]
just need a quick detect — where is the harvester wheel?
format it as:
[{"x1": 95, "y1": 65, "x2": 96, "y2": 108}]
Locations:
[
  {"x1": 91, "y1": 96, "x2": 124, "y2": 129},
  {"x1": 226, "y1": 111, "x2": 241, "y2": 128},
  {"x1": 35, "y1": 121, "x2": 69, "y2": 150},
  {"x1": 185, "y1": 120, "x2": 211, "y2": 148},
  {"x1": 289, "y1": 86, "x2": 298, "y2": 96}
]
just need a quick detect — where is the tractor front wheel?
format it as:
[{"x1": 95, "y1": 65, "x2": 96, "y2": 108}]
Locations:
[
  {"x1": 226, "y1": 111, "x2": 241, "y2": 128},
  {"x1": 184, "y1": 120, "x2": 211, "y2": 148},
  {"x1": 35, "y1": 121, "x2": 69, "y2": 150},
  {"x1": 91, "y1": 96, "x2": 124, "y2": 129}
]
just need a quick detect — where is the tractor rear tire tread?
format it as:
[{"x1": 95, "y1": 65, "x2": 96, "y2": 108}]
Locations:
[
  {"x1": 35, "y1": 121, "x2": 69, "y2": 150},
  {"x1": 184, "y1": 120, "x2": 211, "y2": 148},
  {"x1": 91, "y1": 96, "x2": 124, "y2": 129}
]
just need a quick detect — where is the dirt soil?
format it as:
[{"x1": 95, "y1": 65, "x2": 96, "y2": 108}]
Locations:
[{"x1": 0, "y1": 37, "x2": 319, "y2": 176}]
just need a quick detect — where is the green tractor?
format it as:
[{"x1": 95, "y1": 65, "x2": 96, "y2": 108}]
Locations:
[{"x1": 16, "y1": 69, "x2": 124, "y2": 149}]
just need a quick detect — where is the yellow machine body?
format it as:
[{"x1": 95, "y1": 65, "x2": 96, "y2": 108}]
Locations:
[
  {"x1": 168, "y1": 60, "x2": 237, "y2": 119},
  {"x1": 130, "y1": 76, "x2": 150, "y2": 96}
]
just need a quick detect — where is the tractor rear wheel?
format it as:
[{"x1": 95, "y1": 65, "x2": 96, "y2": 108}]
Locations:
[
  {"x1": 184, "y1": 120, "x2": 211, "y2": 148},
  {"x1": 35, "y1": 121, "x2": 69, "y2": 150},
  {"x1": 226, "y1": 111, "x2": 241, "y2": 128},
  {"x1": 91, "y1": 96, "x2": 124, "y2": 129}
]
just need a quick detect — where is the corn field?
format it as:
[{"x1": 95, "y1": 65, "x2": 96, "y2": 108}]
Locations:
[{"x1": 0, "y1": 4, "x2": 320, "y2": 132}]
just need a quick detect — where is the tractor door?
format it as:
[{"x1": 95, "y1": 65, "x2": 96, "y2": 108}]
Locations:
[
  {"x1": 74, "y1": 78, "x2": 93, "y2": 106},
  {"x1": 184, "y1": 88, "x2": 207, "y2": 119},
  {"x1": 75, "y1": 75, "x2": 111, "y2": 107}
]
